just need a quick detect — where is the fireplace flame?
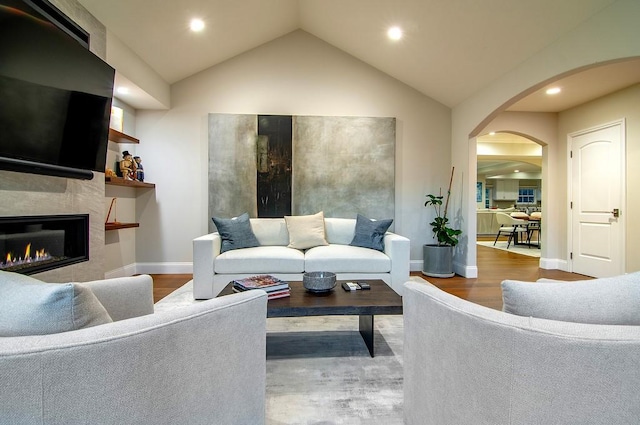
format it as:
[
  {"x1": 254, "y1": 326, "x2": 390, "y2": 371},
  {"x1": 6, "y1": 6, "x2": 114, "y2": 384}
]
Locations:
[{"x1": 1, "y1": 243, "x2": 53, "y2": 270}]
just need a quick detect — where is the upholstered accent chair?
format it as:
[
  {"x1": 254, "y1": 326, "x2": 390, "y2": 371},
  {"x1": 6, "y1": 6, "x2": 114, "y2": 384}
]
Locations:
[
  {"x1": 403, "y1": 279, "x2": 640, "y2": 424},
  {"x1": 0, "y1": 274, "x2": 268, "y2": 425}
]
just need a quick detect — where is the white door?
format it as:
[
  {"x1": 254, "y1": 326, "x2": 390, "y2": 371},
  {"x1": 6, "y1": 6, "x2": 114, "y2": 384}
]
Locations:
[{"x1": 569, "y1": 120, "x2": 625, "y2": 277}]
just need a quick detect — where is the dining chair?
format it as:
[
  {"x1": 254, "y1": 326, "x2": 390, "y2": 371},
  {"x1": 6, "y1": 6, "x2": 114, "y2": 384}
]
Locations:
[{"x1": 494, "y1": 212, "x2": 529, "y2": 248}]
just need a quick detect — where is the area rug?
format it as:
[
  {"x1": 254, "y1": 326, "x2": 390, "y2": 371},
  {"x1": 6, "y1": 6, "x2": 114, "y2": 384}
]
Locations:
[
  {"x1": 477, "y1": 240, "x2": 540, "y2": 258},
  {"x1": 155, "y1": 276, "x2": 430, "y2": 425}
]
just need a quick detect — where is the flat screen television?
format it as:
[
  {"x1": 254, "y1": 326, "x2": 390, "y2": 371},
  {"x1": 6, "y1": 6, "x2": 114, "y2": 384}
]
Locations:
[{"x1": 0, "y1": 0, "x2": 115, "y2": 180}]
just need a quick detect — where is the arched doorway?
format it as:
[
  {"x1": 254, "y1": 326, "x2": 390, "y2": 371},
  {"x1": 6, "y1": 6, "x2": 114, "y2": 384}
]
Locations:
[{"x1": 467, "y1": 58, "x2": 640, "y2": 276}]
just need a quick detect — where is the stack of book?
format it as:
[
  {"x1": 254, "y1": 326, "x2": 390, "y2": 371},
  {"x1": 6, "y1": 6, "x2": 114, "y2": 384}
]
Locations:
[{"x1": 232, "y1": 275, "x2": 290, "y2": 300}]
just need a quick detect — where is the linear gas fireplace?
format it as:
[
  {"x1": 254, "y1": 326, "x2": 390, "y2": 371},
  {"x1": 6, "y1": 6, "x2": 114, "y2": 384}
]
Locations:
[{"x1": 0, "y1": 214, "x2": 89, "y2": 275}]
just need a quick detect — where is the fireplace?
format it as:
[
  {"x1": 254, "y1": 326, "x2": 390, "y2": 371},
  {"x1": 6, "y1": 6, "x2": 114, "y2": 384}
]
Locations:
[{"x1": 0, "y1": 214, "x2": 89, "y2": 275}]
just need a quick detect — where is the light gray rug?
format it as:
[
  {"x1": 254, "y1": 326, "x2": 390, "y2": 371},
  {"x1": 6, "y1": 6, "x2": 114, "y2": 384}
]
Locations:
[
  {"x1": 477, "y1": 240, "x2": 540, "y2": 257},
  {"x1": 155, "y1": 277, "x2": 429, "y2": 424}
]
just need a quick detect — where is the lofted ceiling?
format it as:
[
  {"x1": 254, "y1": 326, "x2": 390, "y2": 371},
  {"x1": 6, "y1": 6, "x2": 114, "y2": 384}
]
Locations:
[{"x1": 76, "y1": 0, "x2": 640, "y2": 111}]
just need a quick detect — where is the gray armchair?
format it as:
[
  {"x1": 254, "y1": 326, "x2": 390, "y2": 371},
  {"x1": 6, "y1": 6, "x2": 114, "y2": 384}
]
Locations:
[
  {"x1": 403, "y1": 280, "x2": 640, "y2": 424},
  {"x1": 0, "y1": 275, "x2": 268, "y2": 425}
]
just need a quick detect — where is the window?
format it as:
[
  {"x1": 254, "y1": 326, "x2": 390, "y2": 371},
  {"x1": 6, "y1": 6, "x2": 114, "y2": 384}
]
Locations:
[{"x1": 518, "y1": 188, "x2": 536, "y2": 204}]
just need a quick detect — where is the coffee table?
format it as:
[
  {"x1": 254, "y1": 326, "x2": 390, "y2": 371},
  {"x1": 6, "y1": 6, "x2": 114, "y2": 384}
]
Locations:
[{"x1": 218, "y1": 279, "x2": 403, "y2": 357}]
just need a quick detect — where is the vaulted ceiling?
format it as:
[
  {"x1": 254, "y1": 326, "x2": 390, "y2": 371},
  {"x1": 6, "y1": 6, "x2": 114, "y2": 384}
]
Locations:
[{"x1": 78, "y1": 0, "x2": 640, "y2": 112}]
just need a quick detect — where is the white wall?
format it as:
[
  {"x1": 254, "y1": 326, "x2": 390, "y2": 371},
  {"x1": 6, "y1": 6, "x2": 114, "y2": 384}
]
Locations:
[
  {"x1": 134, "y1": 30, "x2": 451, "y2": 272},
  {"x1": 452, "y1": 0, "x2": 640, "y2": 276}
]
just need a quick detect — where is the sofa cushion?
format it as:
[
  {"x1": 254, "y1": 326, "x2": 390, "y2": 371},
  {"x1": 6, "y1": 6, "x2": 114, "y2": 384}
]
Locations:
[
  {"x1": 324, "y1": 218, "x2": 357, "y2": 245},
  {"x1": 350, "y1": 214, "x2": 393, "y2": 252},
  {"x1": 212, "y1": 212, "x2": 260, "y2": 253},
  {"x1": 215, "y1": 246, "x2": 305, "y2": 274},
  {"x1": 305, "y1": 244, "x2": 391, "y2": 273},
  {"x1": 250, "y1": 218, "x2": 289, "y2": 246},
  {"x1": 0, "y1": 271, "x2": 113, "y2": 337},
  {"x1": 284, "y1": 212, "x2": 329, "y2": 250},
  {"x1": 501, "y1": 272, "x2": 640, "y2": 325}
]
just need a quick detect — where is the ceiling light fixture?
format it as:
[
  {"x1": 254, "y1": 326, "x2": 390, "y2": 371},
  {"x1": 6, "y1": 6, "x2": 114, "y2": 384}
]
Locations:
[
  {"x1": 514, "y1": 169, "x2": 520, "y2": 173},
  {"x1": 489, "y1": 132, "x2": 496, "y2": 136},
  {"x1": 190, "y1": 18, "x2": 205, "y2": 32},
  {"x1": 387, "y1": 26, "x2": 403, "y2": 41},
  {"x1": 546, "y1": 87, "x2": 561, "y2": 95},
  {"x1": 116, "y1": 87, "x2": 129, "y2": 95}
]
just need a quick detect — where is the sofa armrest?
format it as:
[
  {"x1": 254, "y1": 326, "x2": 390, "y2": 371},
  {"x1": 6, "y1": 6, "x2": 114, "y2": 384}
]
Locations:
[
  {"x1": 384, "y1": 232, "x2": 410, "y2": 294},
  {"x1": 193, "y1": 232, "x2": 222, "y2": 299},
  {"x1": 84, "y1": 275, "x2": 154, "y2": 321}
]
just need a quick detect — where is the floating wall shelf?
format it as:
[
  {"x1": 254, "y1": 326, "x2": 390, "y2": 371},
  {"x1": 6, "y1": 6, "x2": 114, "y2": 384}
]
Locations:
[{"x1": 108, "y1": 128, "x2": 140, "y2": 144}]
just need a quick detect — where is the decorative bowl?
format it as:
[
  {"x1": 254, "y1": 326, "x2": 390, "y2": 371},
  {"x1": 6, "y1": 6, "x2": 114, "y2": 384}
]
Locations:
[{"x1": 303, "y1": 271, "x2": 337, "y2": 293}]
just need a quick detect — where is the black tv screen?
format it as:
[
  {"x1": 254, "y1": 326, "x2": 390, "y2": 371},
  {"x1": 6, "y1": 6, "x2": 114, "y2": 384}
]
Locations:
[{"x1": 0, "y1": 0, "x2": 115, "y2": 179}]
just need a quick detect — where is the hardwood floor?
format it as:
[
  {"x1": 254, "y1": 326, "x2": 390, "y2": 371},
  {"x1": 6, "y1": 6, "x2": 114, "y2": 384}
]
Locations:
[{"x1": 150, "y1": 243, "x2": 589, "y2": 308}]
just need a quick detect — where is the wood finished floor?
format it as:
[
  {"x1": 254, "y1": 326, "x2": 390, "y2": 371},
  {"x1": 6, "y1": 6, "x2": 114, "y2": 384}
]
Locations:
[{"x1": 150, "y1": 242, "x2": 589, "y2": 309}]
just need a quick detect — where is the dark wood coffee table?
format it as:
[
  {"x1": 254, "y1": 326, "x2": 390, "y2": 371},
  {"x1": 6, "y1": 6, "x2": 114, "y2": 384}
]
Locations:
[{"x1": 218, "y1": 279, "x2": 403, "y2": 357}]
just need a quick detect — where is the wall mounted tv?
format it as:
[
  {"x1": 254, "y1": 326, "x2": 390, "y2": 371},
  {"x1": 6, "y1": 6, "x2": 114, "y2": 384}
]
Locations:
[{"x1": 0, "y1": 0, "x2": 115, "y2": 180}]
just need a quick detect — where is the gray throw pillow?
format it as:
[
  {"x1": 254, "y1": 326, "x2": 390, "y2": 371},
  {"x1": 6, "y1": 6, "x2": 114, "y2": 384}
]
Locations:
[
  {"x1": 0, "y1": 271, "x2": 113, "y2": 337},
  {"x1": 212, "y1": 212, "x2": 260, "y2": 253},
  {"x1": 501, "y1": 271, "x2": 640, "y2": 325},
  {"x1": 349, "y1": 214, "x2": 393, "y2": 252}
]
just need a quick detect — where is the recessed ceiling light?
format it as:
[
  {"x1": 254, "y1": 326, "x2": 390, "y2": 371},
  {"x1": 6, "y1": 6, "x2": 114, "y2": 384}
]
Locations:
[
  {"x1": 190, "y1": 18, "x2": 205, "y2": 32},
  {"x1": 116, "y1": 87, "x2": 129, "y2": 95},
  {"x1": 387, "y1": 26, "x2": 403, "y2": 41},
  {"x1": 514, "y1": 169, "x2": 520, "y2": 173},
  {"x1": 546, "y1": 87, "x2": 561, "y2": 95},
  {"x1": 489, "y1": 132, "x2": 496, "y2": 136}
]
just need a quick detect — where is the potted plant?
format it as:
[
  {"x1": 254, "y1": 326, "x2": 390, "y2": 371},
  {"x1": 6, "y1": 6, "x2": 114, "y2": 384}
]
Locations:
[{"x1": 422, "y1": 167, "x2": 462, "y2": 277}]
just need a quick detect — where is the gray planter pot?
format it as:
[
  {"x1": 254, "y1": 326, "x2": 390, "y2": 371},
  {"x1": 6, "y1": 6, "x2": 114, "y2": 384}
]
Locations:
[{"x1": 422, "y1": 244, "x2": 455, "y2": 278}]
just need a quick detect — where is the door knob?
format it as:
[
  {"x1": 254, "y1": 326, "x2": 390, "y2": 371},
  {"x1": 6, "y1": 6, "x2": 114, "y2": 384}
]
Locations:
[{"x1": 612, "y1": 208, "x2": 620, "y2": 218}]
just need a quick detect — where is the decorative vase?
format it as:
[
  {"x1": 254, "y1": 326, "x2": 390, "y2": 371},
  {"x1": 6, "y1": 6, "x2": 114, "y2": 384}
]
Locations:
[{"x1": 422, "y1": 244, "x2": 455, "y2": 278}]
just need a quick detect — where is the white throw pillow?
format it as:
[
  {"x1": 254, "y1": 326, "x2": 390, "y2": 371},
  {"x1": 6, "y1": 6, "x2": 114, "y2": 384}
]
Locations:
[
  {"x1": 501, "y1": 271, "x2": 640, "y2": 325},
  {"x1": 0, "y1": 270, "x2": 113, "y2": 336},
  {"x1": 284, "y1": 212, "x2": 329, "y2": 250}
]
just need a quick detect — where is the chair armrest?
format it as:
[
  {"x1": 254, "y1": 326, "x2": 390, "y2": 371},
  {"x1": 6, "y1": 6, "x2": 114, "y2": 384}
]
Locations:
[
  {"x1": 84, "y1": 275, "x2": 154, "y2": 321},
  {"x1": 193, "y1": 233, "x2": 222, "y2": 299},
  {"x1": 384, "y1": 232, "x2": 410, "y2": 295}
]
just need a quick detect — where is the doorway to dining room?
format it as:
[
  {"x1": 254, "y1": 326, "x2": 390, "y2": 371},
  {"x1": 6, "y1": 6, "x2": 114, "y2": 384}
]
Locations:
[{"x1": 476, "y1": 132, "x2": 543, "y2": 258}]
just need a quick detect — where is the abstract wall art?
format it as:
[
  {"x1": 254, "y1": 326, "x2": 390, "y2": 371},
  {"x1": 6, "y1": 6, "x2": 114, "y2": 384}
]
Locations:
[{"x1": 208, "y1": 113, "x2": 395, "y2": 232}]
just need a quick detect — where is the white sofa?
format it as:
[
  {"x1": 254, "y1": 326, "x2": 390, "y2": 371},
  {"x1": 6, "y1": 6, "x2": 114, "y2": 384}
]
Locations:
[
  {"x1": 0, "y1": 274, "x2": 268, "y2": 425},
  {"x1": 193, "y1": 217, "x2": 410, "y2": 299},
  {"x1": 403, "y1": 278, "x2": 640, "y2": 424}
]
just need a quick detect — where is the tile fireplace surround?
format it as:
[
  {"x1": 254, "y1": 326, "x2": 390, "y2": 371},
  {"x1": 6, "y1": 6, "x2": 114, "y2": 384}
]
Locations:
[{"x1": 0, "y1": 214, "x2": 89, "y2": 276}]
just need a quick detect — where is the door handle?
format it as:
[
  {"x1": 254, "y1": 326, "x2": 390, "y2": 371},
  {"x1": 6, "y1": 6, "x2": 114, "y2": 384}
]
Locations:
[{"x1": 612, "y1": 208, "x2": 620, "y2": 218}]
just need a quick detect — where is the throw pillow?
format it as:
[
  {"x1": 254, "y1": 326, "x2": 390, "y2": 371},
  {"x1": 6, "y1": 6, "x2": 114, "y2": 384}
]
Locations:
[
  {"x1": 212, "y1": 212, "x2": 260, "y2": 253},
  {"x1": 0, "y1": 270, "x2": 113, "y2": 337},
  {"x1": 350, "y1": 214, "x2": 393, "y2": 252},
  {"x1": 284, "y1": 211, "x2": 329, "y2": 250},
  {"x1": 501, "y1": 271, "x2": 640, "y2": 325}
]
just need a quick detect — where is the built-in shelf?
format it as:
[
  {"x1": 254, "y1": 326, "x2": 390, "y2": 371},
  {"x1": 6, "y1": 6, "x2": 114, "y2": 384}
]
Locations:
[
  {"x1": 105, "y1": 176, "x2": 155, "y2": 188},
  {"x1": 108, "y1": 128, "x2": 139, "y2": 144},
  {"x1": 105, "y1": 222, "x2": 140, "y2": 231}
]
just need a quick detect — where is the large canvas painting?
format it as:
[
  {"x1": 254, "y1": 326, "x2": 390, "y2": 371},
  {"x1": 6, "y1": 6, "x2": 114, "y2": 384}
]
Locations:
[{"x1": 208, "y1": 114, "x2": 395, "y2": 232}]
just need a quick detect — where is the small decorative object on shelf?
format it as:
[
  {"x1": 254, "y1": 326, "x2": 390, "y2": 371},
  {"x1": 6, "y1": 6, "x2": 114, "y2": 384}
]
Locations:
[
  {"x1": 119, "y1": 151, "x2": 136, "y2": 180},
  {"x1": 134, "y1": 156, "x2": 144, "y2": 182},
  {"x1": 105, "y1": 197, "x2": 118, "y2": 225},
  {"x1": 105, "y1": 168, "x2": 116, "y2": 177}
]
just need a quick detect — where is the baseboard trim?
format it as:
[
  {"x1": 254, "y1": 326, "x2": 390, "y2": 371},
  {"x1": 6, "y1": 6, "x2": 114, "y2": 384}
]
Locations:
[
  {"x1": 105, "y1": 262, "x2": 193, "y2": 277},
  {"x1": 135, "y1": 262, "x2": 193, "y2": 275},
  {"x1": 540, "y1": 257, "x2": 569, "y2": 271}
]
